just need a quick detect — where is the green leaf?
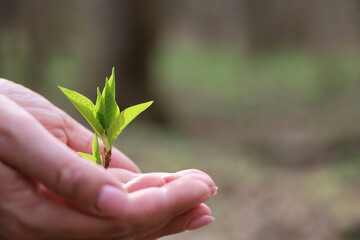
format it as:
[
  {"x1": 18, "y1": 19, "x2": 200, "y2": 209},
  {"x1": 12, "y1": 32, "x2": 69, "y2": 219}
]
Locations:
[
  {"x1": 78, "y1": 152, "x2": 97, "y2": 164},
  {"x1": 59, "y1": 86, "x2": 96, "y2": 111},
  {"x1": 77, "y1": 135, "x2": 102, "y2": 165},
  {"x1": 102, "y1": 79, "x2": 119, "y2": 129},
  {"x1": 58, "y1": 86, "x2": 104, "y2": 136},
  {"x1": 92, "y1": 134, "x2": 102, "y2": 165},
  {"x1": 107, "y1": 101, "x2": 153, "y2": 146},
  {"x1": 108, "y1": 67, "x2": 116, "y2": 97},
  {"x1": 95, "y1": 87, "x2": 101, "y2": 111},
  {"x1": 95, "y1": 87, "x2": 106, "y2": 129}
]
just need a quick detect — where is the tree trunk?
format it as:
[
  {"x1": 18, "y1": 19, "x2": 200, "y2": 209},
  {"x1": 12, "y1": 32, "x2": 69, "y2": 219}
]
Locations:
[{"x1": 104, "y1": 0, "x2": 169, "y2": 125}]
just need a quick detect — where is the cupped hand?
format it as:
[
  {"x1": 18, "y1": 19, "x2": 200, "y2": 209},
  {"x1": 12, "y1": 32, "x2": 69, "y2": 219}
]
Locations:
[{"x1": 0, "y1": 79, "x2": 217, "y2": 240}]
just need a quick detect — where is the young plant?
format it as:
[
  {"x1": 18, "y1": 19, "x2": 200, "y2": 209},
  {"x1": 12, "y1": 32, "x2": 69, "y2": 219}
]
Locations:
[{"x1": 59, "y1": 67, "x2": 153, "y2": 168}]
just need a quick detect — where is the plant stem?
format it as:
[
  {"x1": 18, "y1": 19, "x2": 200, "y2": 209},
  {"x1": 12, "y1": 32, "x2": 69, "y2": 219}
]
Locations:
[
  {"x1": 102, "y1": 133, "x2": 112, "y2": 169},
  {"x1": 104, "y1": 149, "x2": 111, "y2": 169}
]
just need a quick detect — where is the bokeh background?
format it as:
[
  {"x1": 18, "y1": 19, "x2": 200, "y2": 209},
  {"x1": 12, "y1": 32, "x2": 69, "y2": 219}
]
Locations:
[{"x1": 1, "y1": 1, "x2": 360, "y2": 239}]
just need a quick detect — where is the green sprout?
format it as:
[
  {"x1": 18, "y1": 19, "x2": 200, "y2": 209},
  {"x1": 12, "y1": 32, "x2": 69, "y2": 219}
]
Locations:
[{"x1": 59, "y1": 67, "x2": 153, "y2": 168}]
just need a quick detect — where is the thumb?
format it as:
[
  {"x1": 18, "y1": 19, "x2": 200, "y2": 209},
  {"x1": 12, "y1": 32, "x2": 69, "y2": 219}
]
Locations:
[{"x1": 0, "y1": 95, "x2": 125, "y2": 216}]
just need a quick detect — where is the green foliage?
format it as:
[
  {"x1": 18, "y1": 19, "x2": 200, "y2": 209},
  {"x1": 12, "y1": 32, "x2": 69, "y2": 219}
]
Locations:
[
  {"x1": 77, "y1": 134, "x2": 101, "y2": 164},
  {"x1": 95, "y1": 87, "x2": 106, "y2": 128},
  {"x1": 59, "y1": 67, "x2": 153, "y2": 167},
  {"x1": 107, "y1": 101, "x2": 153, "y2": 147},
  {"x1": 92, "y1": 134, "x2": 102, "y2": 164},
  {"x1": 58, "y1": 86, "x2": 104, "y2": 137},
  {"x1": 78, "y1": 152, "x2": 98, "y2": 163},
  {"x1": 102, "y1": 77, "x2": 119, "y2": 129}
]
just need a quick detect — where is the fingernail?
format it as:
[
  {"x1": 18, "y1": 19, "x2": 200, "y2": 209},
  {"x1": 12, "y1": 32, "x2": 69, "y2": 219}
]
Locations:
[
  {"x1": 211, "y1": 186, "x2": 218, "y2": 196},
  {"x1": 186, "y1": 215, "x2": 215, "y2": 230},
  {"x1": 97, "y1": 185, "x2": 128, "y2": 216}
]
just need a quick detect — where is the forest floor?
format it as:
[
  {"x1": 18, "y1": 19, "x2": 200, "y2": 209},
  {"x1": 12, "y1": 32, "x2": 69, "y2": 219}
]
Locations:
[
  {"x1": 117, "y1": 45, "x2": 360, "y2": 240},
  {"x1": 120, "y1": 123, "x2": 360, "y2": 240}
]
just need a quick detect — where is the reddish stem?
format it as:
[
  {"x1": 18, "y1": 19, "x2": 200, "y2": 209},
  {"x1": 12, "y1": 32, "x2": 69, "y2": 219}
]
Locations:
[{"x1": 104, "y1": 149, "x2": 111, "y2": 169}]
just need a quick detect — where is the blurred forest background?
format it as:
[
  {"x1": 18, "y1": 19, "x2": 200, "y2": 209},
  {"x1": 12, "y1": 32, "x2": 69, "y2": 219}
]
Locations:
[{"x1": 1, "y1": 1, "x2": 360, "y2": 239}]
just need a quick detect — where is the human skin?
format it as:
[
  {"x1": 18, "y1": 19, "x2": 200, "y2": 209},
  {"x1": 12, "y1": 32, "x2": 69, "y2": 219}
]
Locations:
[{"x1": 0, "y1": 79, "x2": 217, "y2": 240}]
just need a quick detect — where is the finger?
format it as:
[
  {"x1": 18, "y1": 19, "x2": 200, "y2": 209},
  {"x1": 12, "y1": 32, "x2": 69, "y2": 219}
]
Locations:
[
  {"x1": 163, "y1": 169, "x2": 218, "y2": 196},
  {"x1": 107, "y1": 168, "x2": 139, "y2": 183},
  {"x1": 0, "y1": 157, "x2": 212, "y2": 240},
  {"x1": 0, "y1": 79, "x2": 140, "y2": 173},
  {"x1": 163, "y1": 169, "x2": 212, "y2": 182},
  {"x1": 0, "y1": 159, "x2": 116, "y2": 239},
  {"x1": 125, "y1": 174, "x2": 167, "y2": 193},
  {"x1": 118, "y1": 174, "x2": 213, "y2": 226},
  {"x1": 139, "y1": 204, "x2": 214, "y2": 240},
  {"x1": 0, "y1": 95, "x2": 126, "y2": 216},
  {"x1": 28, "y1": 192, "x2": 131, "y2": 239},
  {"x1": 112, "y1": 169, "x2": 216, "y2": 193},
  {"x1": 35, "y1": 176, "x2": 213, "y2": 239},
  {"x1": 32, "y1": 185, "x2": 212, "y2": 239},
  {"x1": 108, "y1": 170, "x2": 168, "y2": 187},
  {"x1": 177, "y1": 203, "x2": 214, "y2": 231}
]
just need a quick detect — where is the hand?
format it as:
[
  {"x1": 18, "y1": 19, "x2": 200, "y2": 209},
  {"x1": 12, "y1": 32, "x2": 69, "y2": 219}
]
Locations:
[{"x1": 0, "y1": 79, "x2": 217, "y2": 240}]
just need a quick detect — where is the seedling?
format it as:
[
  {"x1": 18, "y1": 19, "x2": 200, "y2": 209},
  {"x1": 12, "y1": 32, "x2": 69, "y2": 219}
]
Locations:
[{"x1": 59, "y1": 67, "x2": 153, "y2": 168}]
